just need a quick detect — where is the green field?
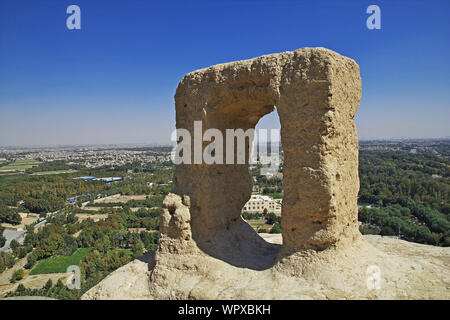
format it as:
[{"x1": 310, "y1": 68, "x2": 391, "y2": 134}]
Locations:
[
  {"x1": 30, "y1": 248, "x2": 93, "y2": 275},
  {"x1": 31, "y1": 169, "x2": 78, "y2": 176},
  {"x1": 0, "y1": 159, "x2": 41, "y2": 171},
  {"x1": 0, "y1": 173, "x2": 32, "y2": 187}
]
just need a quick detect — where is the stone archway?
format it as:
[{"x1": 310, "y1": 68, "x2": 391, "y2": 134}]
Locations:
[{"x1": 161, "y1": 48, "x2": 362, "y2": 268}]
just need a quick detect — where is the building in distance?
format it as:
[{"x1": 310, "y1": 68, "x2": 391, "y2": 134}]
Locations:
[
  {"x1": 72, "y1": 176, "x2": 123, "y2": 183},
  {"x1": 241, "y1": 194, "x2": 282, "y2": 215}
]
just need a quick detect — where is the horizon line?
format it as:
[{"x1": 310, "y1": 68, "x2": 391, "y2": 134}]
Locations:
[{"x1": 0, "y1": 137, "x2": 449, "y2": 149}]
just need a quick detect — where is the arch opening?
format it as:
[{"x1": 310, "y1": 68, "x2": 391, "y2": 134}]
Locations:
[
  {"x1": 189, "y1": 107, "x2": 284, "y2": 270},
  {"x1": 241, "y1": 108, "x2": 283, "y2": 239}
]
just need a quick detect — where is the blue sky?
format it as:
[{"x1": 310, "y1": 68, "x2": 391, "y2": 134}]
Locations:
[{"x1": 0, "y1": 0, "x2": 449, "y2": 146}]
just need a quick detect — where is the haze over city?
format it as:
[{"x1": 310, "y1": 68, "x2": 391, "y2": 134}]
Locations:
[{"x1": 1, "y1": 0, "x2": 449, "y2": 146}]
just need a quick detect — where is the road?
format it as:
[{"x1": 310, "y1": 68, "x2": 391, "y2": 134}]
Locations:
[{"x1": 0, "y1": 220, "x2": 47, "y2": 252}]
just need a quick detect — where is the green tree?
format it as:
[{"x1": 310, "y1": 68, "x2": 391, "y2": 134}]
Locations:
[
  {"x1": 10, "y1": 268, "x2": 24, "y2": 283},
  {"x1": 131, "y1": 240, "x2": 144, "y2": 258},
  {"x1": 38, "y1": 233, "x2": 64, "y2": 257},
  {"x1": 10, "y1": 239, "x2": 19, "y2": 250},
  {"x1": 44, "y1": 279, "x2": 53, "y2": 291},
  {"x1": 381, "y1": 226, "x2": 395, "y2": 236},
  {"x1": 94, "y1": 236, "x2": 111, "y2": 254},
  {"x1": 0, "y1": 205, "x2": 21, "y2": 225},
  {"x1": 16, "y1": 283, "x2": 26, "y2": 293},
  {"x1": 270, "y1": 222, "x2": 282, "y2": 234},
  {"x1": 25, "y1": 252, "x2": 38, "y2": 269},
  {"x1": 265, "y1": 213, "x2": 278, "y2": 225},
  {"x1": 0, "y1": 226, "x2": 5, "y2": 248}
]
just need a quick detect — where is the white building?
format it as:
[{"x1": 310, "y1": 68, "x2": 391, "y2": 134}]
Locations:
[{"x1": 241, "y1": 195, "x2": 282, "y2": 215}]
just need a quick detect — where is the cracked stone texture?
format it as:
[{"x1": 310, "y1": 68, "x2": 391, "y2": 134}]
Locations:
[{"x1": 81, "y1": 48, "x2": 449, "y2": 300}]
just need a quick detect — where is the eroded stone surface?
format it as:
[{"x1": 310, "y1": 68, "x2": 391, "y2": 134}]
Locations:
[
  {"x1": 81, "y1": 235, "x2": 450, "y2": 300},
  {"x1": 172, "y1": 47, "x2": 362, "y2": 254}
]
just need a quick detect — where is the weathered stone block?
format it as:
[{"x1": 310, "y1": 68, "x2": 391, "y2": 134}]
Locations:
[{"x1": 171, "y1": 47, "x2": 362, "y2": 253}]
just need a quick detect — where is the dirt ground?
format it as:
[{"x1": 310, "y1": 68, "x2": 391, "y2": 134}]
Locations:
[
  {"x1": 0, "y1": 273, "x2": 71, "y2": 296},
  {"x1": 81, "y1": 207, "x2": 103, "y2": 212},
  {"x1": 82, "y1": 206, "x2": 121, "y2": 212},
  {"x1": 1, "y1": 216, "x2": 39, "y2": 231},
  {"x1": 75, "y1": 214, "x2": 109, "y2": 222},
  {"x1": 0, "y1": 255, "x2": 28, "y2": 289},
  {"x1": 21, "y1": 216, "x2": 39, "y2": 225},
  {"x1": 94, "y1": 195, "x2": 150, "y2": 204},
  {"x1": 127, "y1": 228, "x2": 148, "y2": 233}
]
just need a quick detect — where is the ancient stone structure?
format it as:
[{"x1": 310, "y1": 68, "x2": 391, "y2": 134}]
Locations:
[
  {"x1": 171, "y1": 47, "x2": 362, "y2": 255},
  {"x1": 82, "y1": 48, "x2": 450, "y2": 300}
]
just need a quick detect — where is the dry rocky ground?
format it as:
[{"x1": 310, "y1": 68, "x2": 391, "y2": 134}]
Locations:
[
  {"x1": 93, "y1": 194, "x2": 149, "y2": 204},
  {"x1": 75, "y1": 213, "x2": 110, "y2": 222},
  {"x1": 82, "y1": 234, "x2": 450, "y2": 300}
]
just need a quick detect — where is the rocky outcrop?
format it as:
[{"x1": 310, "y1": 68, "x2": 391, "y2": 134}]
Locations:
[{"x1": 82, "y1": 234, "x2": 450, "y2": 300}]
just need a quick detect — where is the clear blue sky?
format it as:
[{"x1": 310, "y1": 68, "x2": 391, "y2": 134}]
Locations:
[{"x1": 0, "y1": 0, "x2": 449, "y2": 146}]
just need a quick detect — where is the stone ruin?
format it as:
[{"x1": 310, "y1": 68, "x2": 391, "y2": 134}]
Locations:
[
  {"x1": 82, "y1": 48, "x2": 450, "y2": 300},
  {"x1": 160, "y1": 47, "x2": 361, "y2": 257},
  {"x1": 147, "y1": 48, "x2": 366, "y2": 296}
]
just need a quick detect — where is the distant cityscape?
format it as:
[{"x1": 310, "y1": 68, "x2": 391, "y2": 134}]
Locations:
[
  {"x1": 0, "y1": 139, "x2": 448, "y2": 172},
  {"x1": 0, "y1": 146, "x2": 173, "y2": 171}
]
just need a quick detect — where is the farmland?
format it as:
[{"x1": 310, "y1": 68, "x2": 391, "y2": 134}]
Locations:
[
  {"x1": 31, "y1": 169, "x2": 78, "y2": 176},
  {"x1": 29, "y1": 248, "x2": 93, "y2": 275},
  {"x1": 0, "y1": 160, "x2": 41, "y2": 172}
]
